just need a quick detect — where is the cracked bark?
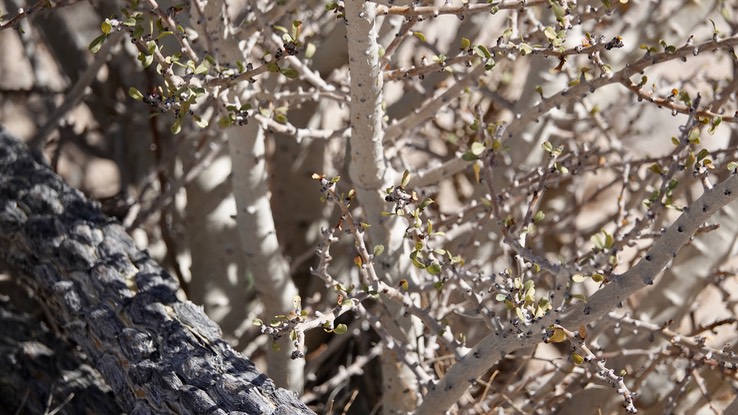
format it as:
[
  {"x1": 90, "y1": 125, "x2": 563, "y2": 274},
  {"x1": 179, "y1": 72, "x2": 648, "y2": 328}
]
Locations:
[{"x1": 0, "y1": 128, "x2": 314, "y2": 414}]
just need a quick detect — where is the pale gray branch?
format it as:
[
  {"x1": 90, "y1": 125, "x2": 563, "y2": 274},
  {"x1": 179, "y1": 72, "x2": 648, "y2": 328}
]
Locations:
[{"x1": 417, "y1": 172, "x2": 738, "y2": 413}]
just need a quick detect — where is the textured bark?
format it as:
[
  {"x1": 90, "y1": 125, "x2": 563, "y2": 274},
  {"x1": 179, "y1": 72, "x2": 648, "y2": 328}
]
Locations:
[
  {"x1": 0, "y1": 294, "x2": 123, "y2": 414},
  {"x1": 0, "y1": 127, "x2": 314, "y2": 414}
]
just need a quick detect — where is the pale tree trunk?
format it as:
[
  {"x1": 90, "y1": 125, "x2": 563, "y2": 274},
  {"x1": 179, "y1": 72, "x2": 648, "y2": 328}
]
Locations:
[
  {"x1": 197, "y1": 0, "x2": 304, "y2": 392},
  {"x1": 344, "y1": 1, "x2": 422, "y2": 412},
  {"x1": 184, "y1": 145, "x2": 250, "y2": 339}
]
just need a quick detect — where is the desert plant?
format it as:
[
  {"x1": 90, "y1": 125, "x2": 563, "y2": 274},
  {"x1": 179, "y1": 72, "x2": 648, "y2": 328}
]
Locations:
[{"x1": 1, "y1": 0, "x2": 737, "y2": 414}]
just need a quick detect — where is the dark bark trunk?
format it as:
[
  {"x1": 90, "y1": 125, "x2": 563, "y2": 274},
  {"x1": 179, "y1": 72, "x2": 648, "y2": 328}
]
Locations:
[{"x1": 0, "y1": 127, "x2": 314, "y2": 415}]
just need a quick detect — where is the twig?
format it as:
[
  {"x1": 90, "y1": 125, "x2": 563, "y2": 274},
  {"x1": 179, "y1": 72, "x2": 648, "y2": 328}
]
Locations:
[{"x1": 31, "y1": 31, "x2": 124, "y2": 148}]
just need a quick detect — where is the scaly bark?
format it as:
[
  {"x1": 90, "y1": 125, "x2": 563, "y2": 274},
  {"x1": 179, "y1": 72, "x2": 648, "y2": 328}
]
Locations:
[{"x1": 0, "y1": 128, "x2": 314, "y2": 414}]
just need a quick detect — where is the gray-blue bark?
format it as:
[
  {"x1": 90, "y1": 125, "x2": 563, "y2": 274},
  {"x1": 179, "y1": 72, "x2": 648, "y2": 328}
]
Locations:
[{"x1": 0, "y1": 127, "x2": 315, "y2": 415}]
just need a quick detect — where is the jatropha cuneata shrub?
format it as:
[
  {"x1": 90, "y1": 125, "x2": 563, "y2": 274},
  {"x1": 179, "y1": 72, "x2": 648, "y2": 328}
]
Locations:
[{"x1": 2, "y1": 0, "x2": 738, "y2": 413}]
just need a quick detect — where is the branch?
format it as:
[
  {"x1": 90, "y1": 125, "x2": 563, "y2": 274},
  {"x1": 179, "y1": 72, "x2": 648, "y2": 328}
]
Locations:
[
  {"x1": 346, "y1": 0, "x2": 390, "y2": 198},
  {"x1": 416, "y1": 170, "x2": 738, "y2": 413},
  {"x1": 0, "y1": 128, "x2": 314, "y2": 415},
  {"x1": 197, "y1": 0, "x2": 305, "y2": 391},
  {"x1": 502, "y1": 34, "x2": 738, "y2": 141}
]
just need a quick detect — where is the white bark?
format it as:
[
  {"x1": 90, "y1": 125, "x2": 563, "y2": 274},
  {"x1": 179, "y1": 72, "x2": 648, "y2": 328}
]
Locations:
[
  {"x1": 229, "y1": 122, "x2": 303, "y2": 391},
  {"x1": 345, "y1": 0, "x2": 392, "y2": 223},
  {"x1": 344, "y1": 1, "x2": 422, "y2": 412},
  {"x1": 197, "y1": 0, "x2": 303, "y2": 391},
  {"x1": 184, "y1": 149, "x2": 249, "y2": 338}
]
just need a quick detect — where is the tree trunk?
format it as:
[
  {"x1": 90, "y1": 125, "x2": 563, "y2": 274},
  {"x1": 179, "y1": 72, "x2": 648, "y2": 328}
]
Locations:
[{"x1": 0, "y1": 127, "x2": 314, "y2": 414}]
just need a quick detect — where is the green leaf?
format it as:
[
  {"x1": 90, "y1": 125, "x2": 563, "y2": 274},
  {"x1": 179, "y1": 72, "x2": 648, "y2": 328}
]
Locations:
[
  {"x1": 252, "y1": 318, "x2": 263, "y2": 326},
  {"x1": 427, "y1": 262, "x2": 442, "y2": 275},
  {"x1": 533, "y1": 211, "x2": 545, "y2": 222},
  {"x1": 218, "y1": 116, "x2": 232, "y2": 128},
  {"x1": 146, "y1": 40, "x2": 156, "y2": 54},
  {"x1": 291, "y1": 20, "x2": 303, "y2": 40},
  {"x1": 413, "y1": 31, "x2": 426, "y2": 42},
  {"x1": 515, "y1": 307, "x2": 526, "y2": 322},
  {"x1": 128, "y1": 87, "x2": 144, "y2": 101},
  {"x1": 460, "y1": 37, "x2": 471, "y2": 50},
  {"x1": 604, "y1": 231, "x2": 614, "y2": 249},
  {"x1": 536, "y1": 298, "x2": 551, "y2": 315},
  {"x1": 473, "y1": 44, "x2": 492, "y2": 59},
  {"x1": 139, "y1": 53, "x2": 153, "y2": 68},
  {"x1": 571, "y1": 293, "x2": 588, "y2": 302},
  {"x1": 462, "y1": 151, "x2": 479, "y2": 161},
  {"x1": 697, "y1": 148, "x2": 710, "y2": 161},
  {"x1": 171, "y1": 118, "x2": 182, "y2": 135},
  {"x1": 156, "y1": 30, "x2": 174, "y2": 40},
  {"x1": 88, "y1": 34, "x2": 108, "y2": 54},
  {"x1": 411, "y1": 255, "x2": 426, "y2": 269},
  {"x1": 274, "y1": 113, "x2": 288, "y2": 124},
  {"x1": 685, "y1": 152, "x2": 696, "y2": 168},
  {"x1": 305, "y1": 42, "x2": 316, "y2": 59},
  {"x1": 543, "y1": 26, "x2": 557, "y2": 41},
  {"x1": 432, "y1": 54, "x2": 447, "y2": 64},
  {"x1": 470, "y1": 141, "x2": 485, "y2": 156},
  {"x1": 571, "y1": 352, "x2": 584, "y2": 365},
  {"x1": 194, "y1": 61, "x2": 210, "y2": 75},
  {"x1": 709, "y1": 116, "x2": 722, "y2": 135},
  {"x1": 648, "y1": 163, "x2": 664, "y2": 175},
  {"x1": 279, "y1": 68, "x2": 300, "y2": 79},
  {"x1": 131, "y1": 22, "x2": 143, "y2": 37},
  {"x1": 401, "y1": 169, "x2": 411, "y2": 187},
  {"x1": 549, "y1": 327, "x2": 567, "y2": 343},
  {"x1": 524, "y1": 286, "x2": 535, "y2": 303},
  {"x1": 101, "y1": 19, "x2": 113, "y2": 35},
  {"x1": 373, "y1": 244, "x2": 385, "y2": 257},
  {"x1": 542, "y1": 141, "x2": 553, "y2": 153},
  {"x1": 572, "y1": 274, "x2": 588, "y2": 282},
  {"x1": 194, "y1": 116, "x2": 208, "y2": 128}
]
